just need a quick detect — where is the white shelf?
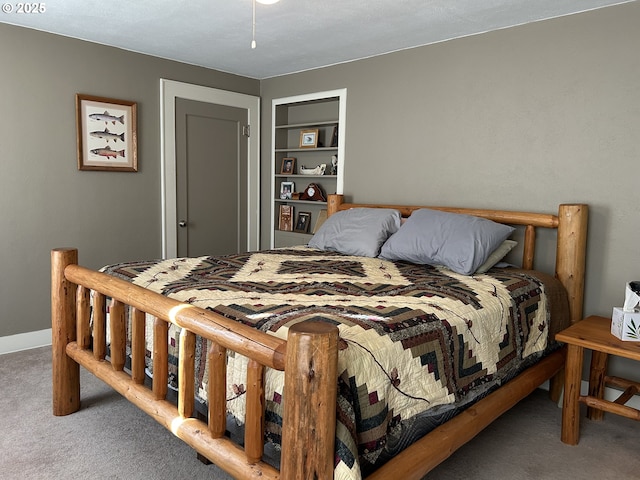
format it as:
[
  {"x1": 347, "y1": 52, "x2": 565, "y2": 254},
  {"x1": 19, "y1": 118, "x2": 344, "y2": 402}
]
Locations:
[
  {"x1": 275, "y1": 147, "x2": 338, "y2": 153},
  {"x1": 274, "y1": 199, "x2": 328, "y2": 206},
  {"x1": 275, "y1": 174, "x2": 337, "y2": 179},
  {"x1": 275, "y1": 120, "x2": 338, "y2": 129}
]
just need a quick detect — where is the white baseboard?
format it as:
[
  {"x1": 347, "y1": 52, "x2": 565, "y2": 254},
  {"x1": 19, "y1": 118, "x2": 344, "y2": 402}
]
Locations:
[{"x1": 0, "y1": 329, "x2": 52, "y2": 355}]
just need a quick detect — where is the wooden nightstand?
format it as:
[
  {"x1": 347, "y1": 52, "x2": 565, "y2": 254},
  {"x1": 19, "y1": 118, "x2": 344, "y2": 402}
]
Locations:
[{"x1": 556, "y1": 315, "x2": 640, "y2": 445}]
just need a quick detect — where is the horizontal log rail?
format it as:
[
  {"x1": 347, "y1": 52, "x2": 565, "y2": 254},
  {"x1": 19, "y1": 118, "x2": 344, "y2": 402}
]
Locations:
[
  {"x1": 64, "y1": 263, "x2": 287, "y2": 371},
  {"x1": 328, "y1": 197, "x2": 560, "y2": 228},
  {"x1": 327, "y1": 196, "x2": 562, "y2": 277}
]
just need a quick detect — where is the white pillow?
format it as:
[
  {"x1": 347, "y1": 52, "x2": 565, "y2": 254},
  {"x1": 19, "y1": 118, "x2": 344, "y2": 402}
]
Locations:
[
  {"x1": 308, "y1": 208, "x2": 401, "y2": 257},
  {"x1": 474, "y1": 239, "x2": 518, "y2": 274}
]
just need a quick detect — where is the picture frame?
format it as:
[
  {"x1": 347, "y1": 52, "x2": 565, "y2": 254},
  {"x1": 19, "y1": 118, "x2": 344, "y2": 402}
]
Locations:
[
  {"x1": 330, "y1": 125, "x2": 338, "y2": 147},
  {"x1": 294, "y1": 212, "x2": 312, "y2": 233},
  {"x1": 281, "y1": 157, "x2": 296, "y2": 175},
  {"x1": 278, "y1": 204, "x2": 294, "y2": 232},
  {"x1": 280, "y1": 181, "x2": 294, "y2": 199},
  {"x1": 299, "y1": 129, "x2": 319, "y2": 149},
  {"x1": 313, "y1": 209, "x2": 328, "y2": 233},
  {"x1": 76, "y1": 94, "x2": 137, "y2": 172}
]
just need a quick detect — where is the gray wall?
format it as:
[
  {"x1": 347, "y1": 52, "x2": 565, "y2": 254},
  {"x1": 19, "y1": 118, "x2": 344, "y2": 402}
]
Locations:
[
  {"x1": 260, "y1": 4, "x2": 640, "y2": 377},
  {"x1": 0, "y1": 23, "x2": 259, "y2": 337}
]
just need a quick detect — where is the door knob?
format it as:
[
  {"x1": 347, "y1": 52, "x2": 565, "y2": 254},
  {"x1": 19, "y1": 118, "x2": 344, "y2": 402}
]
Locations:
[{"x1": 178, "y1": 220, "x2": 187, "y2": 228}]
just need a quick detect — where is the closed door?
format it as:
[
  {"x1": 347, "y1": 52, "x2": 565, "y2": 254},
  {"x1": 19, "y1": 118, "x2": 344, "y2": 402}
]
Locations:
[{"x1": 175, "y1": 98, "x2": 248, "y2": 257}]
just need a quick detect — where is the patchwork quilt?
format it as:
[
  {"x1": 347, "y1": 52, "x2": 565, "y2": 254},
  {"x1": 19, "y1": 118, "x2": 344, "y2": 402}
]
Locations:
[{"x1": 101, "y1": 246, "x2": 568, "y2": 480}]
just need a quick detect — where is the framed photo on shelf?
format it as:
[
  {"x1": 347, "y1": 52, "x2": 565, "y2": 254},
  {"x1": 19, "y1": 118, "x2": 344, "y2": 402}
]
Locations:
[
  {"x1": 313, "y1": 209, "x2": 328, "y2": 233},
  {"x1": 330, "y1": 126, "x2": 338, "y2": 147},
  {"x1": 280, "y1": 181, "x2": 294, "y2": 199},
  {"x1": 278, "y1": 205, "x2": 293, "y2": 231},
  {"x1": 299, "y1": 129, "x2": 319, "y2": 148},
  {"x1": 281, "y1": 157, "x2": 296, "y2": 174},
  {"x1": 294, "y1": 212, "x2": 311, "y2": 233},
  {"x1": 76, "y1": 94, "x2": 137, "y2": 172}
]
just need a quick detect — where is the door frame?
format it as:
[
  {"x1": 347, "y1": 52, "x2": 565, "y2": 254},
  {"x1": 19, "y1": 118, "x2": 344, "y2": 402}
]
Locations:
[{"x1": 160, "y1": 79, "x2": 260, "y2": 258}]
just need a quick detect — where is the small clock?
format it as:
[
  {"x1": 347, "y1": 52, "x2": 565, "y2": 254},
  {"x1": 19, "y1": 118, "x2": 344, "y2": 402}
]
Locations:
[{"x1": 300, "y1": 183, "x2": 326, "y2": 201}]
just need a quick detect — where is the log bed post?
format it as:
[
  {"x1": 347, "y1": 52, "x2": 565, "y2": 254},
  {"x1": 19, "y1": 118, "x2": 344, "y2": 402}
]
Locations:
[
  {"x1": 549, "y1": 204, "x2": 588, "y2": 403},
  {"x1": 51, "y1": 247, "x2": 80, "y2": 416},
  {"x1": 555, "y1": 204, "x2": 588, "y2": 324},
  {"x1": 327, "y1": 194, "x2": 344, "y2": 217},
  {"x1": 280, "y1": 321, "x2": 339, "y2": 480}
]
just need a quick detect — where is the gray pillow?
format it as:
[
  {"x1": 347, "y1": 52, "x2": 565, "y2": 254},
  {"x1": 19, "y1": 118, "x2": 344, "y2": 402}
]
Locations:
[
  {"x1": 379, "y1": 208, "x2": 515, "y2": 275},
  {"x1": 308, "y1": 208, "x2": 401, "y2": 257}
]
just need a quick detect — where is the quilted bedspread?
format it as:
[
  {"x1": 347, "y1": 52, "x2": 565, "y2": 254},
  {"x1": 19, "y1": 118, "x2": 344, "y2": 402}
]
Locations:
[{"x1": 101, "y1": 246, "x2": 568, "y2": 480}]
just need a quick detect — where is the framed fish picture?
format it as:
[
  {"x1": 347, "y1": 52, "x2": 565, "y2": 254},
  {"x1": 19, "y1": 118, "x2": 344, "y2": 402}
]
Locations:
[{"x1": 76, "y1": 94, "x2": 138, "y2": 171}]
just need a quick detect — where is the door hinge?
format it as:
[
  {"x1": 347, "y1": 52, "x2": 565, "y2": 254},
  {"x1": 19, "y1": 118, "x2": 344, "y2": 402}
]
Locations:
[{"x1": 242, "y1": 125, "x2": 250, "y2": 137}]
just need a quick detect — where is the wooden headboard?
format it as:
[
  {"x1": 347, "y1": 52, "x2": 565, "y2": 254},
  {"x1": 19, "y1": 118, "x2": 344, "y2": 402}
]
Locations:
[{"x1": 326, "y1": 194, "x2": 588, "y2": 324}]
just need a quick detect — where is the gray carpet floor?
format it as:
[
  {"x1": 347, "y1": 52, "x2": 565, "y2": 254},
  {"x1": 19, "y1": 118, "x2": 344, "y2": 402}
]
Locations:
[{"x1": 1, "y1": 346, "x2": 639, "y2": 479}]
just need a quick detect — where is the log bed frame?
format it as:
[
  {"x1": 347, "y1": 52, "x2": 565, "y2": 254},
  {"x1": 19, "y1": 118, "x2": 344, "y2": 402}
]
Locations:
[{"x1": 52, "y1": 195, "x2": 588, "y2": 480}]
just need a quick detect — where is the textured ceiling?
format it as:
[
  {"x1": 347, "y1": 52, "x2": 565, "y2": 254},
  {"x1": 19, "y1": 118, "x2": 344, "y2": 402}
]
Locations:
[{"x1": 0, "y1": 0, "x2": 632, "y2": 79}]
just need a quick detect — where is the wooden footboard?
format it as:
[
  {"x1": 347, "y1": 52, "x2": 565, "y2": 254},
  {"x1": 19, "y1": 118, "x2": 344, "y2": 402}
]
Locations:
[{"x1": 51, "y1": 248, "x2": 338, "y2": 480}]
